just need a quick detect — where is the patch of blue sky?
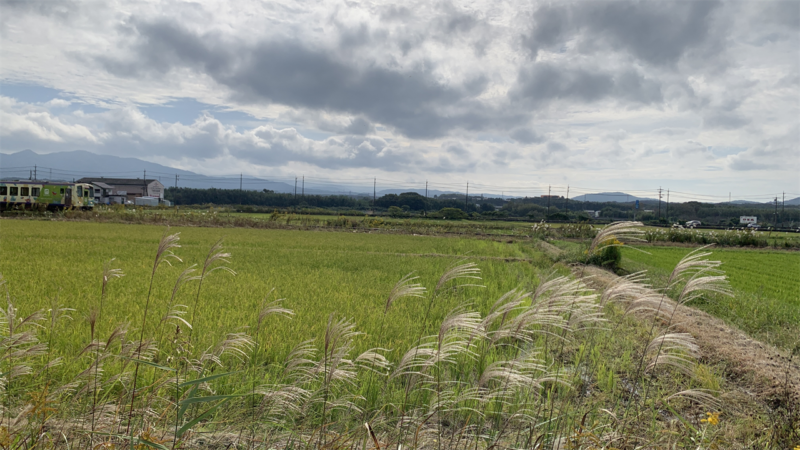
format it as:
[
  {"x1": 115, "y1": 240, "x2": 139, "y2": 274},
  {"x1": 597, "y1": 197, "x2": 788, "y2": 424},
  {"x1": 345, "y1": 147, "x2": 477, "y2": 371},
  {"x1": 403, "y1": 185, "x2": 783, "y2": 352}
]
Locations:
[
  {"x1": 0, "y1": 83, "x2": 110, "y2": 114},
  {"x1": 296, "y1": 129, "x2": 334, "y2": 141},
  {"x1": 0, "y1": 83, "x2": 63, "y2": 103},
  {"x1": 140, "y1": 98, "x2": 264, "y2": 127}
]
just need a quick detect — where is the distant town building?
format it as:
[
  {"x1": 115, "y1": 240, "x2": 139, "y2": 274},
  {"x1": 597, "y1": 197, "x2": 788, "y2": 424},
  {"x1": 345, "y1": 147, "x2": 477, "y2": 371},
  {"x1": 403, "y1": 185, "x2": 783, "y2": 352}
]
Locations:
[
  {"x1": 77, "y1": 177, "x2": 165, "y2": 204},
  {"x1": 740, "y1": 216, "x2": 757, "y2": 225}
]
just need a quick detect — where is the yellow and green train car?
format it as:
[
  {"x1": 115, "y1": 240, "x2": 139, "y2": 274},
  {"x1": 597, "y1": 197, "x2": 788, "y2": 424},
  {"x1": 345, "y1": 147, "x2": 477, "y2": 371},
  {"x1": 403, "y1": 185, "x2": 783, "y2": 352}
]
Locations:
[{"x1": 0, "y1": 181, "x2": 95, "y2": 211}]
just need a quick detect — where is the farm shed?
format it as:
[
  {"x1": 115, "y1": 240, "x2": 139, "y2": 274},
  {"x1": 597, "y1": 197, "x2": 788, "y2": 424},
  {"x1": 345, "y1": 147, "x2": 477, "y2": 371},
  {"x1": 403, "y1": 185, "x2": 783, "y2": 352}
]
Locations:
[{"x1": 78, "y1": 177, "x2": 165, "y2": 203}]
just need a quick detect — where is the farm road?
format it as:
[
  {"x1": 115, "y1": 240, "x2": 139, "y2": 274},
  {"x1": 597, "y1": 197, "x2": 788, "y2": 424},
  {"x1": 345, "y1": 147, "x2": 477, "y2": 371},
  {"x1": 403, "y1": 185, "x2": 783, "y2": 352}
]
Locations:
[{"x1": 575, "y1": 265, "x2": 800, "y2": 404}]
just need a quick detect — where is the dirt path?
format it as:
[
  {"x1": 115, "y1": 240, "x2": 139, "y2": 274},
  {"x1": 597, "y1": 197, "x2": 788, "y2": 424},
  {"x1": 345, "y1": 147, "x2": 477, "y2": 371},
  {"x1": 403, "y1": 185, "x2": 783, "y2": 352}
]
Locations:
[{"x1": 574, "y1": 265, "x2": 800, "y2": 403}]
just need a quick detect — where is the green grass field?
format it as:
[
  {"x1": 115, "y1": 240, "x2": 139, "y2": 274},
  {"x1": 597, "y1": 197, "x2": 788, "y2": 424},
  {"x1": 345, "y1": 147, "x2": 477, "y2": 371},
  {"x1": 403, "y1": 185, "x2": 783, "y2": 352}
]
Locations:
[
  {"x1": 1, "y1": 219, "x2": 796, "y2": 448},
  {"x1": 621, "y1": 246, "x2": 800, "y2": 350},
  {"x1": 0, "y1": 220, "x2": 548, "y2": 360}
]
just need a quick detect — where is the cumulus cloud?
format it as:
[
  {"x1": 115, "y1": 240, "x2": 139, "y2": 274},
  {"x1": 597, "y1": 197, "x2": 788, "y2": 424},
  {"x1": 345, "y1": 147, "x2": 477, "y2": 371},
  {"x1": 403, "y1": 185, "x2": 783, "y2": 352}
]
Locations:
[
  {"x1": 0, "y1": 96, "x2": 421, "y2": 171},
  {"x1": 0, "y1": 0, "x2": 796, "y2": 194}
]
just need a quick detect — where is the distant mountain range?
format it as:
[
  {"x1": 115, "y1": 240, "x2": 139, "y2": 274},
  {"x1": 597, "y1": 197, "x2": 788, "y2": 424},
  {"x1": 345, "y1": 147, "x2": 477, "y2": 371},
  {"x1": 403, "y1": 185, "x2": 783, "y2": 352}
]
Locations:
[
  {"x1": 570, "y1": 192, "x2": 656, "y2": 203},
  {"x1": 0, "y1": 150, "x2": 323, "y2": 195},
  {"x1": 1, "y1": 150, "x2": 796, "y2": 205}
]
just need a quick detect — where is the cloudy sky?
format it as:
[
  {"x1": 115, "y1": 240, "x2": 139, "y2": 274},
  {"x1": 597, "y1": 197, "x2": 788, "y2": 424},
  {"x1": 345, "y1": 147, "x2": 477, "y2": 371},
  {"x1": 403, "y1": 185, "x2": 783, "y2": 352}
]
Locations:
[{"x1": 1, "y1": 0, "x2": 798, "y2": 200}]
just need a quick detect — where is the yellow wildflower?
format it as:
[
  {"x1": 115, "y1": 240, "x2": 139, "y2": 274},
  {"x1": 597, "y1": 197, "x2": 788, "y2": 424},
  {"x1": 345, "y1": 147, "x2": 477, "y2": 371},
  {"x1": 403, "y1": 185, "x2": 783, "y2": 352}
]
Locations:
[{"x1": 700, "y1": 411, "x2": 720, "y2": 425}]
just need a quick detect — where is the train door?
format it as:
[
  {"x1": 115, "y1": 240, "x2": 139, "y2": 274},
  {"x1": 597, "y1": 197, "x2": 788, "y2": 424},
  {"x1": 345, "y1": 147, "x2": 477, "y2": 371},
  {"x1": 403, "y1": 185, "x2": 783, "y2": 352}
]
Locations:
[{"x1": 64, "y1": 186, "x2": 73, "y2": 207}]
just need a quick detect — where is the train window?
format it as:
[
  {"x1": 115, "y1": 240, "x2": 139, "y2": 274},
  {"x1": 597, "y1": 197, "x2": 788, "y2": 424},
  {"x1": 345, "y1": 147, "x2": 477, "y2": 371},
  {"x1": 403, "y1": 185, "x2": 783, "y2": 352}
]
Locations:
[
  {"x1": 0, "y1": 186, "x2": 6, "y2": 195},
  {"x1": 21, "y1": 187, "x2": 30, "y2": 196},
  {"x1": 76, "y1": 187, "x2": 82, "y2": 197},
  {"x1": 32, "y1": 188, "x2": 40, "y2": 197},
  {"x1": 60, "y1": 188, "x2": 64, "y2": 194},
  {"x1": 10, "y1": 187, "x2": 18, "y2": 196}
]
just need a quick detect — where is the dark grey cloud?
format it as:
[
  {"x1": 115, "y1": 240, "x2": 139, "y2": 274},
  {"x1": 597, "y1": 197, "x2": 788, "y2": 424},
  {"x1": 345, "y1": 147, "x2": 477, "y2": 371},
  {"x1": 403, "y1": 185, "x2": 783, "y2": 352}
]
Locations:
[
  {"x1": 758, "y1": 1, "x2": 800, "y2": 29},
  {"x1": 702, "y1": 111, "x2": 750, "y2": 130},
  {"x1": 509, "y1": 128, "x2": 544, "y2": 144},
  {"x1": 445, "y1": 142, "x2": 468, "y2": 157},
  {"x1": 524, "y1": 0, "x2": 722, "y2": 66},
  {"x1": 95, "y1": 19, "x2": 519, "y2": 139},
  {"x1": 728, "y1": 157, "x2": 781, "y2": 171},
  {"x1": 339, "y1": 117, "x2": 373, "y2": 135},
  {"x1": 510, "y1": 63, "x2": 662, "y2": 107},
  {"x1": 379, "y1": 5, "x2": 413, "y2": 22},
  {"x1": 233, "y1": 127, "x2": 416, "y2": 171}
]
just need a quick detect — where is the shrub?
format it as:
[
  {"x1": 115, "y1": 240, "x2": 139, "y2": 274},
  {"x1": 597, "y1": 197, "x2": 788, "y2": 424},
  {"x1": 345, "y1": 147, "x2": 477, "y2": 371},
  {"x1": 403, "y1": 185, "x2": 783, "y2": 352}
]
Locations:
[
  {"x1": 585, "y1": 240, "x2": 623, "y2": 270},
  {"x1": 387, "y1": 206, "x2": 407, "y2": 217},
  {"x1": 438, "y1": 207, "x2": 467, "y2": 220}
]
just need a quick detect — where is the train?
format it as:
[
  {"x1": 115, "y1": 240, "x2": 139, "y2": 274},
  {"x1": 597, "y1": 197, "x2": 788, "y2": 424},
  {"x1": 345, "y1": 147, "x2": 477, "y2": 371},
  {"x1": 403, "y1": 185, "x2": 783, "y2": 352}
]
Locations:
[{"x1": 0, "y1": 180, "x2": 95, "y2": 211}]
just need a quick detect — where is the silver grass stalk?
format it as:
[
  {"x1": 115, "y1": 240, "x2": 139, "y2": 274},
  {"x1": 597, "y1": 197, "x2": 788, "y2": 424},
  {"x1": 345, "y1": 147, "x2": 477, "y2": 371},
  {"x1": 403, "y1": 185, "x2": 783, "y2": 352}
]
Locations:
[
  {"x1": 587, "y1": 221, "x2": 645, "y2": 255},
  {"x1": 159, "y1": 266, "x2": 200, "y2": 334},
  {"x1": 385, "y1": 272, "x2": 426, "y2": 313},
  {"x1": 92, "y1": 258, "x2": 124, "y2": 435},
  {"x1": 318, "y1": 314, "x2": 361, "y2": 445},
  {"x1": 284, "y1": 340, "x2": 317, "y2": 383},
  {"x1": 666, "y1": 389, "x2": 723, "y2": 412},
  {"x1": 190, "y1": 238, "x2": 235, "y2": 341},
  {"x1": 435, "y1": 261, "x2": 482, "y2": 292},
  {"x1": 675, "y1": 272, "x2": 733, "y2": 305},
  {"x1": 355, "y1": 348, "x2": 393, "y2": 375},
  {"x1": 599, "y1": 271, "x2": 650, "y2": 306},
  {"x1": 128, "y1": 228, "x2": 181, "y2": 434},
  {"x1": 645, "y1": 332, "x2": 699, "y2": 377},
  {"x1": 665, "y1": 244, "x2": 722, "y2": 288},
  {"x1": 481, "y1": 289, "x2": 530, "y2": 331},
  {"x1": 625, "y1": 293, "x2": 676, "y2": 321}
]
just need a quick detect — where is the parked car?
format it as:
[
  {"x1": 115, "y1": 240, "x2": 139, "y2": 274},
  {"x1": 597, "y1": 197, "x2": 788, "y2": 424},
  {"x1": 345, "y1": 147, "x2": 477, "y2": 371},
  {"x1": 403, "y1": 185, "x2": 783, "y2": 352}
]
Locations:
[
  {"x1": 747, "y1": 223, "x2": 761, "y2": 229},
  {"x1": 685, "y1": 220, "x2": 701, "y2": 227}
]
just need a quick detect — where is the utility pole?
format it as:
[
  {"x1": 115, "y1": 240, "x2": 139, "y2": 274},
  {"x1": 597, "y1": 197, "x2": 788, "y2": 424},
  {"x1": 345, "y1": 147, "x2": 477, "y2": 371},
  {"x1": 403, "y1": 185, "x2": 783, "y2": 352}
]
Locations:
[
  {"x1": 666, "y1": 189, "x2": 670, "y2": 222},
  {"x1": 29, "y1": 170, "x2": 32, "y2": 180},
  {"x1": 144, "y1": 170, "x2": 147, "y2": 197},
  {"x1": 302, "y1": 176, "x2": 304, "y2": 197},
  {"x1": 564, "y1": 185, "x2": 569, "y2": 212},
  {"x1": 782, "y1": 192, "x2": 785, "y2": 214},
  {"x1": 34, "y1": 165, "x2": 37, "y2": 180},
  {"x1": 373, "y1": 178, "x2": 376, "y2": 209},
  {"x1": 49, "y1": 168, "x2": 52, "y2": 180},
  {"x1": 657, "y1": 187, "x2": 662, "y2": 219},
  {"x1": 547, "y1": 185, "x2": 551, "y2": 215},
  {"x1": 775, "y1": 197, "x2": 779, "y2": 226},
  {"x1": 424, "y1": 181, "x2": 428, "y2": 216},
  {"x1": 294, "y1": 177, "x2": 297, "y2": 199},
  {"x1": 175, "y1": 174, "x2": 179, "y2": 188},
  {"x1": 465, "y1": 182, "x2": 469, "y2": 210},
  {"x1": 240, "y1": 173, "x2": 243, "y2": 190}
]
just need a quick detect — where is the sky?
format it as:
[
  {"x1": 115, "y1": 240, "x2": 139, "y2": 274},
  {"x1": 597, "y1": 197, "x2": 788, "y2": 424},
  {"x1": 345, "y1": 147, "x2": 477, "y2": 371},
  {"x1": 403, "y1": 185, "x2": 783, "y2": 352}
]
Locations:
[{"x1": 1, "y1": 0, "x2": 798, "y2": 201}]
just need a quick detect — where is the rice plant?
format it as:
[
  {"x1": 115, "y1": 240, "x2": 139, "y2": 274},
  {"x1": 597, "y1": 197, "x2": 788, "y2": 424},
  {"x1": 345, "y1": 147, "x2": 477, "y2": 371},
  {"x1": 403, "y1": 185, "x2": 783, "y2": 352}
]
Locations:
[{"x1": 0, "y1": 222, "x2": 785, "y2": 448}]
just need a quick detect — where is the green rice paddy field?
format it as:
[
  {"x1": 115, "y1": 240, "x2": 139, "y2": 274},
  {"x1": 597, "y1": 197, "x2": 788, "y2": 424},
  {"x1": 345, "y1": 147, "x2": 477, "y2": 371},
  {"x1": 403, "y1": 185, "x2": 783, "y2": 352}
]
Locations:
[
  {"x1": 0, "y1": 219, "x2": 551, "y2": 361},
  {"x1": 621, "y1": 246, "x2": 800, "y2": 350}
]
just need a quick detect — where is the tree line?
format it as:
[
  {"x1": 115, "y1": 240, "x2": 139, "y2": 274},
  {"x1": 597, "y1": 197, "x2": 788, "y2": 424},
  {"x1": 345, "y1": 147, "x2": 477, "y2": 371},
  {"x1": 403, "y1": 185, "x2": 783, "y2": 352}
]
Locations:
[{"x1": 165, "y1": 187, "x2": 799, "y2": 226}]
